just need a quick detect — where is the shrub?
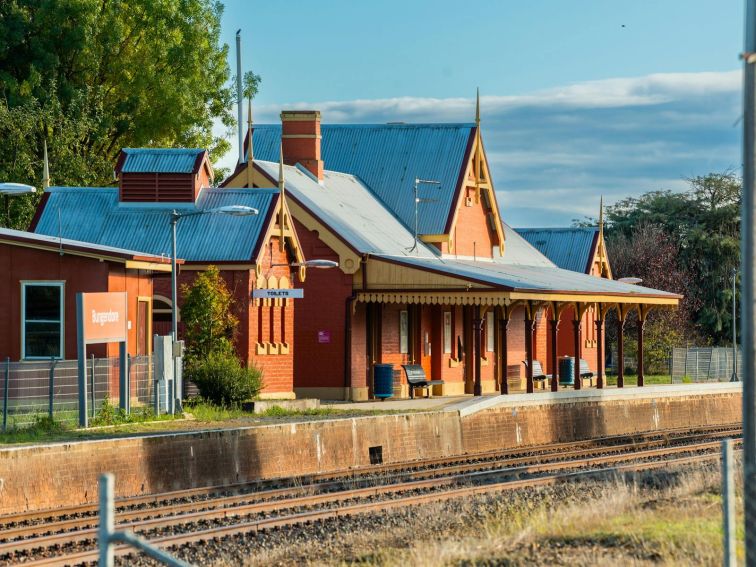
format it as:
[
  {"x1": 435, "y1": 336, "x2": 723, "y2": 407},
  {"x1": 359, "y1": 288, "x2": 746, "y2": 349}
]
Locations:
[{"x1": 188, "y1": 351, "x2": 263, "y2": 406}]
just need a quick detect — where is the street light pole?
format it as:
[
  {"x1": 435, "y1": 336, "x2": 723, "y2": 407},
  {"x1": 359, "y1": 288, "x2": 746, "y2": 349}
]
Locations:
[
  {"x1": 742, "y1": 2, "x2": 756, "y2": 564},
  {"x1": 170, "y1": 211, "x2": 179, "y2": 341}
]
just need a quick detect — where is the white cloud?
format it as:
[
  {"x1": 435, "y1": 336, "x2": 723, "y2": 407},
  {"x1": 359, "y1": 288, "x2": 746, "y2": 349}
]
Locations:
[{"x1": 216, "y1": 70, "x2": 742, "y2": 226}]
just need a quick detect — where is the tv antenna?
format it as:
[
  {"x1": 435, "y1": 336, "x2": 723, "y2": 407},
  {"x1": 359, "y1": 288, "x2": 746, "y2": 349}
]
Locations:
[{"x1": 409, "y1": 178, "x2": 441, "y2": 254}]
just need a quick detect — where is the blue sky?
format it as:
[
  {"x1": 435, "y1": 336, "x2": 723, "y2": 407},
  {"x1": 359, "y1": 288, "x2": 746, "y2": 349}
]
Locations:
[{"x1": 216, "y1": 1, "x2": 743, "y2": 226}]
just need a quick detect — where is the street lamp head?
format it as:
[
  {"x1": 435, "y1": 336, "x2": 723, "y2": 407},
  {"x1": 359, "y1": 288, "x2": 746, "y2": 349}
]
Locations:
[
  {"x1": 210, "y1": 205, "x2": 259, "y2": 216},
  {"x1": 0, "y1": 183, "x2": 36, "y2": 195},
  {"x1": 292, "y1": 259, "x2": 339, "y2": 269}
]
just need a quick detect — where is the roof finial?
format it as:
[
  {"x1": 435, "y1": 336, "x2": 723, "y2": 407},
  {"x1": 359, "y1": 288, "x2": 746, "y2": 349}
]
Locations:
[
  {"x1": 475, "y1": 87, "x2": 480, "y2": 127},
  {"x1": 599, "y1": 195, "x2": 604, "y2": 237},
  {"x1": 42, "y1": 139, "x2": 50, "y2": 189}
]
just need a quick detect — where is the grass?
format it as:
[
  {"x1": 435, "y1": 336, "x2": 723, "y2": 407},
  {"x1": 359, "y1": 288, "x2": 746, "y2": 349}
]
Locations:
[
  {"x1": 244, "y1": 464, "x2": 743, "y2": 566},
  {"x1": 604, "y1": 373, "x2": 672, "y2": 386},
  {"x1": 184, "y1": 400, "x2": 399, "y2": 421}
]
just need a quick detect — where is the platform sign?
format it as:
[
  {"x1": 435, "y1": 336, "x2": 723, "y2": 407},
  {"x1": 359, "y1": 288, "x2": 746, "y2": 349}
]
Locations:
[
  {"x1": 252, "y1": 288, "x2": 304, "y2": 299},
  {"x1": 76, "y1": 292, "x2": 129, "y2": 427}
]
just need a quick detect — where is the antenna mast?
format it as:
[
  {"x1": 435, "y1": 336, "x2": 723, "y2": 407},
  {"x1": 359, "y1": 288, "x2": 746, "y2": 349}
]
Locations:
[{"x1": 409, "y1": 178, "x2": 441, "y2": 254}]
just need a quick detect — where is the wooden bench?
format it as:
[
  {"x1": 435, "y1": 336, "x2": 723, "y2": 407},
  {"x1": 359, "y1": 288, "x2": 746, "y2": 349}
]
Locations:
[
  {"x1": 401, "y1": 365, "x2": 444, "y2": 399},
  {"x1": 523, "y1": 360, "x2": 551, "y2": 390},
  {"x1": 578, "y1": 358, "x2": 595, "y2": 387}
]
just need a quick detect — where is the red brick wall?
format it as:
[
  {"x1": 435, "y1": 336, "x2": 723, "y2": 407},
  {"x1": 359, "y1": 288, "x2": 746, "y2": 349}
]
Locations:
[{"x1": 292, "y1": 221, "x2": 354, "y2": 390}]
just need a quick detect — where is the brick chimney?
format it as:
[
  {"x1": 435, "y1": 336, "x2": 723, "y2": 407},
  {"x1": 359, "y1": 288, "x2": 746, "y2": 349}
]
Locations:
[{"x1": 281, "y1": 110, "x2": 323, "y2": 180}]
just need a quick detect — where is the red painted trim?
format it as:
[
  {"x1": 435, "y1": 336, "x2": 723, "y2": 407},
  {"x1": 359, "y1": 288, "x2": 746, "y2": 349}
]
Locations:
[
  {"x1": 443, "y1": 128, "x2": 476, "y2": 234},
  {"x1": 28, "y1": 191, "x2": 50, "y2": 232}
]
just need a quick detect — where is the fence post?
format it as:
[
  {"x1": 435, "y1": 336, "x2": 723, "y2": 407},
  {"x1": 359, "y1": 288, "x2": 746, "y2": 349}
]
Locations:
[
  {"x1": 98, "y1": 473, "x2": 115, "y2": 567},
  {"x1": 48, "y1": 357, "x2": 57, "y2": 420},
  {"x1": 90, "y1": 354, "x2": 96, "y2": 418},
  {"x1": 153, "y1": 379, "x2": 160, "y2": 415},
  {"x1": 722, "y1": 439, "x2": 736, "y2": 567},
  {"x1": 3, "y1": 357, "x2": 9, "y2": 433}
]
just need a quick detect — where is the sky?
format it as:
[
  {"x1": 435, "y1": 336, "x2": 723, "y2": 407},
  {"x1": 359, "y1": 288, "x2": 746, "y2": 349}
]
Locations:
[{"x1": 215, "y1": 0, "x2": 743, "y2": 227}]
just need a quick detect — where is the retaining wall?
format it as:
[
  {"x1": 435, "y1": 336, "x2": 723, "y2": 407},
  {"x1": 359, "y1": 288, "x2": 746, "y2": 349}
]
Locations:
[{"x1": 0, "y1": 384, "x2": 741, "y2": 515}]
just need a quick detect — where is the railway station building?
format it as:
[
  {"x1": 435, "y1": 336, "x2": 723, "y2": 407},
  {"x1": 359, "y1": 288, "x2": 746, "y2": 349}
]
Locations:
[
  {"x1": 222, "y1": 104, "x2": 680, "y2": 400},
  {"x1": 31, "y1": 148, "x2": 304, "y2": 399}
]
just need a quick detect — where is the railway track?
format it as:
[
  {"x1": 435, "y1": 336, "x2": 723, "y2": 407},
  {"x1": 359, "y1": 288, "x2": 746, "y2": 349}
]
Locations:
[{"x1": 1, "y1": 425, "x2": 741, "y2": 566}]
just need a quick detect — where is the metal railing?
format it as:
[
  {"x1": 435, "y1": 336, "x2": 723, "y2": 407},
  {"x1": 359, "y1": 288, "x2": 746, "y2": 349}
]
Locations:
[{"x1": 1, "y1": 355, "x2": 155, "y2": 431}]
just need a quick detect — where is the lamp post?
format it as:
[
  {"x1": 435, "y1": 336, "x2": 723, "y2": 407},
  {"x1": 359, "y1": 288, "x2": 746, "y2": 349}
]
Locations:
[{"x1": 169, "y1": 205, "x2": 258, "y2": 407}]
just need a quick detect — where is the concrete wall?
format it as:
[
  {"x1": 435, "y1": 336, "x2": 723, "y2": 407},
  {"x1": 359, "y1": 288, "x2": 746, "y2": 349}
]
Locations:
[{"x1": 0, "y1": 385, "x2": 740, "y2": 515}]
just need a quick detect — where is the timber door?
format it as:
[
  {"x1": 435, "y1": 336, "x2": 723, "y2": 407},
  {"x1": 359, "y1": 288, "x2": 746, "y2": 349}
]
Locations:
[
  {"x1": 136, "y1": 299, "x2": 150, "y2": 356},
  {"x1": 419, "y1": 306, "x2": 432, "y2": 379},
  {"x1": 366, "y1": 303, "x2": 382, "y2": 399},
  {"x1": 463, "y1": 306, "x2": 474, "y2": 394}
]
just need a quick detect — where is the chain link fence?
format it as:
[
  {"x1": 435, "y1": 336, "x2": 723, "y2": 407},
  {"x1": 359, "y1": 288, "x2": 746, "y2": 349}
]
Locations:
[
  {"x1": 1, "y1": 355, "x2": 154, "y2": 429},
  {"x1": 670, "y1": 347, "x2": 741, "y2": 383}
]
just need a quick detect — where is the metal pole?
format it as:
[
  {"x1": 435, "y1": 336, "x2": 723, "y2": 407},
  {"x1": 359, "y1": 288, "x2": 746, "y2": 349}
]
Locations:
[
  {"x1": 733, "y1": 268, "x2": 739, "y2": 381},
  {"x1": 76, "y1": 294, "x2": 88, "y2": 428},
  {"x1": 723, "y1": 439, "x2": 736, "y2": 567},
  {"x1": 236, "y1": 30, "x2": 244, "y2": 164},
  {"x1": 743, "y1": 2, "x2": 756, "y2": 564},
  {"x1": 98, "y1": 473, "x2": 115, "y2": 567},
  {"x1": 48, "y1": 357, "x2": 56, "y2": 420},
  {"x1": 171, "y1": 212, "x2": 179, "y2": 341},
  {"x1": 3, "y1": 357, "x2": 9, "y2": 433},
  {"x1": 90, "y1": 354, "x2": 96, "y2": 418}
]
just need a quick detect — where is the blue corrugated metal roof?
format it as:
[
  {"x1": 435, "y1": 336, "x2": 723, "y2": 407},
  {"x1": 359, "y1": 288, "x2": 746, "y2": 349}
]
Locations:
[
  {"x1": 34, "y1": 187, "x2": 276, "y2": 262},
  {"x1": 514, "y1": 228, "x2": 597, "y2": 273},
  {"x1": 252, "y1": 124, "x2": 474, "y2": 235},
  {"x1": 119, "y1": 148, "x2": 205, "y2": 174}
]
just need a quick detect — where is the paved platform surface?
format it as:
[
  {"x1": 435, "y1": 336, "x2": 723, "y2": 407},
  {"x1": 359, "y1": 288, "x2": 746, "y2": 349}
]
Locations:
[
  {"x1": 322, "y1": 395, "x2": 473, "y2": 412},
  {"x1": 445, "y1": 382, "x2": 743, "y2": 417}
]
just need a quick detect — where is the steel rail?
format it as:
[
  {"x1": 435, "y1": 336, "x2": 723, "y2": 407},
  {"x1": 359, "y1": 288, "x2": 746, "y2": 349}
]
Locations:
[
  {"x1": 19, "y1": 451, "x2": 728, "y2": 567},
  {"x1": 1, "y1": 438, "x2": 736, "y2": 561},
  {"x1": 0, "y1": 423, "x2": 740, "y2": 527},
  {"x1": 0, "y1": 428, "x2": 740, "y2": 543}
]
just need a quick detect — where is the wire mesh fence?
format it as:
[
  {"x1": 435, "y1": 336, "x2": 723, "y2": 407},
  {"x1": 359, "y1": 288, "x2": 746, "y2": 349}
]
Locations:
[
  {"x1": 1, "y1": 355, "x2": 155, "y2": 430},
  {"x1": 670, "y1": 347, "x2": 741, "y2": 383}
]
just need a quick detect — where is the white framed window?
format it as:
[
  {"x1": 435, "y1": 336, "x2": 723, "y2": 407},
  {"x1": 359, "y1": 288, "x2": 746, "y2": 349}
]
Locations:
[
  {"x1": 486, "y1": 310, "x2": 495, "y2": 353},
  {"x1": 21, "y1": 282, "x2": 64, "y2": 359},
  {"x1": 399, "y1": 310, "x2": 409, "y2": 354},
  {"x1": 443, "y1": 311, "x2": 452, "y2": 354}
]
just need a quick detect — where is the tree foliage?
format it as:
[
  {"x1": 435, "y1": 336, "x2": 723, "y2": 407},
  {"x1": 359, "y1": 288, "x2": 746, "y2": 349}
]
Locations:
[
  {"x1": 180, "y1": 266, "x2": 238, "y2": 365},
  {"x1": 605, "y1": 172, "x2": 741, "y2": 345},
  {"x1": 0, "y1": 0, "x2": 235, "y2": 227}
]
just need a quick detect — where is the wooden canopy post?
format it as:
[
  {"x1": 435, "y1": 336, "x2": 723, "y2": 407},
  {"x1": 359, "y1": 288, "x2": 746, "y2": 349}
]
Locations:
[
  {"x1": 473, "y1": 305, "x2": 483, "y2": 396},
  {"x1": 616, "y1": 305, "x2": 633, "y2": 388},
  {"x1": 637, "y1": 305, "x2": 652, "y2": 387},
  {"x1": 499, "y1": 305, "x2": 510, "y2": 395},
  {"x1": 573, "y1": 302, "x2": 588, "y2": 390},
  {"x1": 549, "y1": 302, "x2": 560, "y2": 392},
  {"x1": 525, "y1": 302, "x2": 535, "y2": 394},
  {"x1": 595, "y1": 303, "x2": 610, "y2": 389}
]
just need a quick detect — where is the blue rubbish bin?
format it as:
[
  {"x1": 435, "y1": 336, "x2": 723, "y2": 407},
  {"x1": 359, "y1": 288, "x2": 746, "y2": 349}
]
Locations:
[
  {"x1": 373, "y1": 364, "x2": 394, "y2": 399},
  {"x1": 559, "y1": 357, "x2": 575, "y2": 385}
]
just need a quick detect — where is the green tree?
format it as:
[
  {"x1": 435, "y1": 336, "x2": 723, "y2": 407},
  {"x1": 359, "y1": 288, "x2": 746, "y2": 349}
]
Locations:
[
  {"x1": 0, "y1": 0, "x2": 237, "y2": 227},
  {"x1": 180, "y1": 266, "x2": 238, "y2": 365},
  {"x1": 605, "y1": 173, "x2": 741, "y2": 345}
]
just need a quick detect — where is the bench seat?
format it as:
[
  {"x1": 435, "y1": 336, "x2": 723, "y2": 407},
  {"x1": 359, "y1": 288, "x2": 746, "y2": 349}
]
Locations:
[{"x1": 401, "y1": 364, "x2": 445, "y2": 398}]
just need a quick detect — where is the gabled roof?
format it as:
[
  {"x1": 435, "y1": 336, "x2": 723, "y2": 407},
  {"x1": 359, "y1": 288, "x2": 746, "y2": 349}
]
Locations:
[
  {"x1": 116, "y1": 148, "x2": 210, "y2": 176},
  {"x1": 254, "y1": 160, "x2": 438, "y2": 258},
  {"x1": 33, "y1": 187, "x2": 277, "y2": 263},
  {"x1": 251, "y1": 124, "x2": 475, "y2": 235},
  {"x1": 514, "y1": 227, "x2": 598, "y2": 274},
  {"x1": 0, "y1": 227, "x2": 176, "y2": 269}
]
